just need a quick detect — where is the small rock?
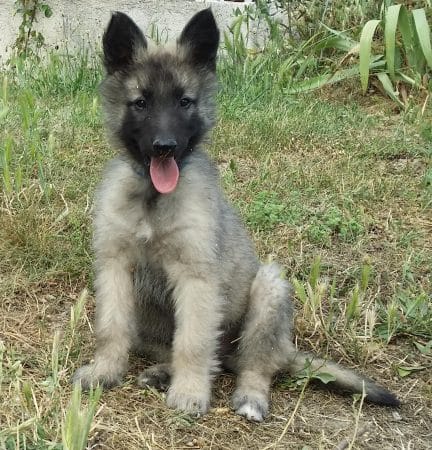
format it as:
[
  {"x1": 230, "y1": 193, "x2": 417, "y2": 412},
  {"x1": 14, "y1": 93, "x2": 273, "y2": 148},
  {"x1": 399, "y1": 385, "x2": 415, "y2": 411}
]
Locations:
[
  {"x1": 213, "y1": 407, "x2": 230, "y2": 415},
  {"x1": 392, "y1": 411, "x2": 402, "y2": 421}
]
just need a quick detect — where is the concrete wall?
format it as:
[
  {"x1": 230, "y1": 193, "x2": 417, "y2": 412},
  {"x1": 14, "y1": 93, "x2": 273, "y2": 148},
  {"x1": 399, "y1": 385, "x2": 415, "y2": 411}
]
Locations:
[{"x1": 0, "y1": 0, "x2": 257, "y2": 63}]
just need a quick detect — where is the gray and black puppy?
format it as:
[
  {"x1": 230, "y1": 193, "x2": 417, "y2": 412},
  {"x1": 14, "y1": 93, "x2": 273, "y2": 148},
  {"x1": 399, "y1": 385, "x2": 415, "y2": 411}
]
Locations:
[{"x1": 73, "y1": 9, "x2": 399, "y2": 421}]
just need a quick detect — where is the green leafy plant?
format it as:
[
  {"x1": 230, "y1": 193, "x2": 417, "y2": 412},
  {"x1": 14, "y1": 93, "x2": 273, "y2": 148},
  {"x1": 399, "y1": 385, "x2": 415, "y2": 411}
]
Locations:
[
  {"x1": 376, "y1": 291, "x2": 431, "y2": 342},
  {"x1": 13, "y1": 0, "x2": 53, "y2": 59},
  {"x1": 359, "y1": 4, "x2": 432, "y2": 107},
  {"x1": 278, "y1": 356, "x2": 337, "y2": 391},
  {"x1": 271, "y1": 0, "x2": 385, "y2": 40},
  {"x1": 307, "y1": 206, "x2": 364, "y2": 245},
  {"x1": 246, "y1": 190, "x2": 287, "y2": 231},
  {"x1": 222, "y1": 0, "x2": 388, "y2": 96},
  {"x1": 221, "y1": 2, "x2": 358, "y2": 96},
  {"x1": 222, "y1": 1, "x2": 432, "y2": 105}
]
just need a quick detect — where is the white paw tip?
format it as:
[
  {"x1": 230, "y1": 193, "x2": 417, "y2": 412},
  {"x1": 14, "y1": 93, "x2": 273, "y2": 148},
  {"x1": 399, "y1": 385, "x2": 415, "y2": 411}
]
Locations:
[{"x1": 236, "y1": 403, "x2": 264, "y2": 422}]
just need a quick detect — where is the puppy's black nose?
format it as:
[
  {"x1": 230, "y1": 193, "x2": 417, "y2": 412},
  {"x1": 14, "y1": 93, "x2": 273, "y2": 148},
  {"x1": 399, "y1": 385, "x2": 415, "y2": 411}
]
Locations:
[{"x1": 153, "y1": 138, "x2": 177, "y2": 155}]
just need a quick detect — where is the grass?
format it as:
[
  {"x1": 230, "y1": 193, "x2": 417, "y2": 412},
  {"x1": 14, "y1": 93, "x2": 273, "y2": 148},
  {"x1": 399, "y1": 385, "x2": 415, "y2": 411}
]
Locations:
[{"x1": 1, "y1": 42, "x2": 431, "y2": 449}]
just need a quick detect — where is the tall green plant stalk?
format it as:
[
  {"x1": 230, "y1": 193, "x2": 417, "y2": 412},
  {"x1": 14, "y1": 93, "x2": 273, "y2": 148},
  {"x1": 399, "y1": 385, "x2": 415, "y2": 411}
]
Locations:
[
  {"x1": 13, "y1": 0, "x2": 53, "y2": 59},
  {"x1": 62, "y1": 384, "x2": 102, "y2": 450}
]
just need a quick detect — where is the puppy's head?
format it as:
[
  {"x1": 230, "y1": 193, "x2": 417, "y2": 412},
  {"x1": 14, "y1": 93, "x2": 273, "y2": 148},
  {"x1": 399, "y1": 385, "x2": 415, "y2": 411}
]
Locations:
[{"x1": 100, "y1": 9, "x2": 220, "y2": 194}]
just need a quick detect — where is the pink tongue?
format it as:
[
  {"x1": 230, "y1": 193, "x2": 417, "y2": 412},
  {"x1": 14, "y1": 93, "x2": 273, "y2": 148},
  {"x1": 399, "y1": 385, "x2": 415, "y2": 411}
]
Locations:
[{"x1": 149, "y1": 157, "x2": 180, "y2": 194}]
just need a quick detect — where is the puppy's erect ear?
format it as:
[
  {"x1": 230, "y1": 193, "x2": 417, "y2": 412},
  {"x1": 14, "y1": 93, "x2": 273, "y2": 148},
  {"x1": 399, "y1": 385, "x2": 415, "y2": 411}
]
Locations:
[
  {"x1": 103, "y1": 11, "x2": 147, "y2": 74},
  {"x1": 178, "y1": 8, "x2": 220, "y2": 71}
]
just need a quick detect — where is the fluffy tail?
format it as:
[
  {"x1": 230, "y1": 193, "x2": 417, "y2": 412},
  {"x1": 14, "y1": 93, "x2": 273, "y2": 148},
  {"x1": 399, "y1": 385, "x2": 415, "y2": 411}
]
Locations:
[{"x1": 286, "y1": 351, "x2": 400, "y2": 406}]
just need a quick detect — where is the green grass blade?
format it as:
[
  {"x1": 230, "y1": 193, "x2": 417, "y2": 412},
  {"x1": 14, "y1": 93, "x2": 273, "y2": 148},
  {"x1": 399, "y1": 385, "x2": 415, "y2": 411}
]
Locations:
[
  {"x1": 284, "y1": 73, "x2": 333, "y2": 94},
  {"x1": 319, "y1": 24, "x2": 358, "y2": 51},
  {"x1": 1, "y1": 135, "x2": 13, "y2": 194},
  {"x1": 0, "y1": 105, "x2": 9, "y2": 121},
  {"x1": 397, "y1": 71, "x2": 421, "y2": 87},
  {"x1": 412, "y1": 8, "x2": 432, "y2": 71},
  {"x1": 376, "y1": 72, "x2": 405, "y2": 108},
  {"x1": 359, "y1": 19, "x2": 381, "y2": 93},
  {"x1": 62, "y1": 384, "x2": 102, "y2": 450},
  {"x1": 292, "y1": 278, "x2": 308, "y2": 305},
  {"x1": 308, "y1": 256, "x2": 321, "y2": 290},
  {"x1": 346, "y1": 285, "x2": 360, "y2": 323},
  {"x1": 385, "y1": 4, "x2": 402, "y2": 81},
  {"x1": 315, "y1": 34, "x2": 356, "y2": 52},
  {"x1": 360, "y1": 263, "x2": 371, "y2": 293},
  {"x1": 333, "y1": 59, "x2": 385, "y2": 80},
  {"x1": 1, "y1": 76, "x2": 8, "y2": 103},
  {"x1": 398, "y1": 7, "x2": 417, "y2": 69},
  {"x1": 284, "y1": 60, "x2": 386, "y2": 95}
]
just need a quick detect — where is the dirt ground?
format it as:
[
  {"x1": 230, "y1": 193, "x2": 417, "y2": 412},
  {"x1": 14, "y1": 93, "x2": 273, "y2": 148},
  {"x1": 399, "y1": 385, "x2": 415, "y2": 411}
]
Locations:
[{"x1": 2, "y1": 282, "x2": 431, "y2": 450}]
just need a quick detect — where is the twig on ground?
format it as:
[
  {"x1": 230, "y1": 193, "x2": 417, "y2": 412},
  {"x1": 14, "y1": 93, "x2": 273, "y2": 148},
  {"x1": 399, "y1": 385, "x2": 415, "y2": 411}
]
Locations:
[
  {"x1": 263, "y1": 380, "x2": 309, "y2": 449},
  {"x1": 335, "y1": 424, "x2": 368, "y2": 450},
  {"x1": 335, "y1": 383, "x2": 368, "y2": 450}
]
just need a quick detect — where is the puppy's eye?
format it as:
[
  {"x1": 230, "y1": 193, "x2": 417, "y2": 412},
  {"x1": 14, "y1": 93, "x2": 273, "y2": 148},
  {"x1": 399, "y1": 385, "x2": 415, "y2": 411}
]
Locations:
[
  {"x1": 179, "y1": 97, "x2": 193, "y2": 108},
  {"x1": 134, "y1": 99, "x2": 147, "y2": 110}
]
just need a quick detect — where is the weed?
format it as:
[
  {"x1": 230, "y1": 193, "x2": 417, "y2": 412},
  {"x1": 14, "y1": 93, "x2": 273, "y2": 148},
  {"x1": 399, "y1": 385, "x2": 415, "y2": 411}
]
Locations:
[
  {"x1": 13, "y1": 0, "x2": 53, "y2": 60},
  {"x1": 244, "y1": 190, "x2": 300, "y2": 231},
  {"x1": 358, "y1": 4, "x2": 432, "y2": 107},
  {"x1": 272, "y1": 0, "x2": 384, "y2": 40},
  {"x1": 307, "y1": 206, "x2": 365, "y2": 245},
  {"x1": 223, "y1": 1, "x2": 431, "y2": 106},
  {"x1": 377, "y1": 291, "x2": 431, "y2": 342},
  {"x1": 62, "y1": 384, "x2": 102, "y2": 450}
]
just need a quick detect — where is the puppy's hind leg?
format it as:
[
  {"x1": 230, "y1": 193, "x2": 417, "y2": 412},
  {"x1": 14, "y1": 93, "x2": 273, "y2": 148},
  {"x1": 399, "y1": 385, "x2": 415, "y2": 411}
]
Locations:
[
  {"x1": 138, "y1": 363, "x2": 171, "y2": 391},
  {"x1": 232, "y1": 263, "x2": 295, "y2": 422}
]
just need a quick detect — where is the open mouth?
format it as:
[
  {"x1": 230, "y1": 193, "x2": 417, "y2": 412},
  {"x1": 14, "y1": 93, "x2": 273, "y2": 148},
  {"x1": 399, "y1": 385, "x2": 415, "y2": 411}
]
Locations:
[{"x1": 149, "y1": 156, "x2": 180, "y2": 194}]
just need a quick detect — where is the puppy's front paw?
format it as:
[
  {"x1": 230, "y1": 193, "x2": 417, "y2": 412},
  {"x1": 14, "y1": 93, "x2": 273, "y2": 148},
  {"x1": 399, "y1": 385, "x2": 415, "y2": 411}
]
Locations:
[
  {"x1": 166, "y1": 384, "x2": 210, "y2": 416},
  {"x1": 72, "y1": 363, "x2": 122, "y2": 390}
]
